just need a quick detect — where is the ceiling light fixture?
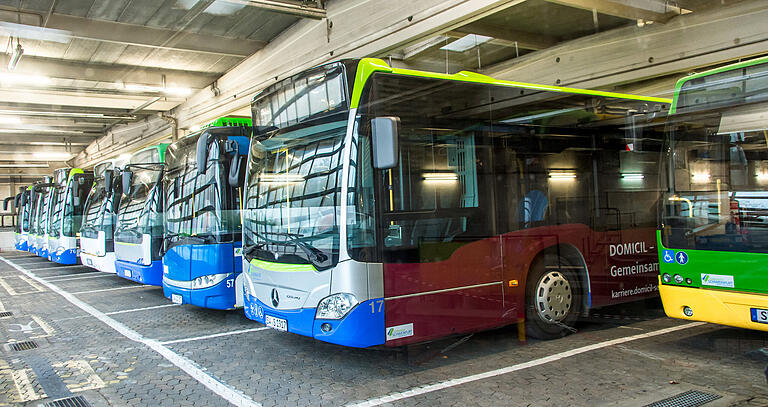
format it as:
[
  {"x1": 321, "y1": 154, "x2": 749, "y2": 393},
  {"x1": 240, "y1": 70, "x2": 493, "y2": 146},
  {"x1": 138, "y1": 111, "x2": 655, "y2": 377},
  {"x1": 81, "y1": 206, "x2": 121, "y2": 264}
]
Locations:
[
  {"x1": 0, "y1": 116, "x2": 21, "y2": 125},
  {"x1": 7, "y1": 37, "x2": 23, "y2": 71},
  {"x1": 124, "y1": 83, "x2": 191, "y2": 96},
  {"x1": 32, "y1": 152, "x2": 72, "y2": 160},
  {"x1": 0, "y1": 163, "x2": 48, "y2": 168},
  {"x1": 0, "y1": 73, "x2": 52, "y2": 86},
  {"x1": 440, "y1": 34, "x2": 493, "y2": 52}
]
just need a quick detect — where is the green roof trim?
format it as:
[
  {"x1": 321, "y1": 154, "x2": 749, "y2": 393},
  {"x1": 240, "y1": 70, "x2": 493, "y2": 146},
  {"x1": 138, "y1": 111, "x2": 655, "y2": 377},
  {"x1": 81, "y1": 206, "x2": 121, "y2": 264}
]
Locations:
[
  {"x1": 249, "y1": 258, "x2": 317, "y2": 272},
  {"x1": 66, "y1": 168, "x2": 84, "y2": 183},
  {"x1": 349, "y1": 58, "x2": 671, "y2": 109},
  {"x1": 669, "y1": 55, "x2": 768, "y2": 114}
]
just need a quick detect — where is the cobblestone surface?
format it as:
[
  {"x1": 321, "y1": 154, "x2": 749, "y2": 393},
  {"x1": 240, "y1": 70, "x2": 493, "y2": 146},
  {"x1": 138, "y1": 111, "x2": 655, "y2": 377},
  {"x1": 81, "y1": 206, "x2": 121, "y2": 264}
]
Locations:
[{"x1": 0, "y1": 252, "x2": 765, "y2": 406}]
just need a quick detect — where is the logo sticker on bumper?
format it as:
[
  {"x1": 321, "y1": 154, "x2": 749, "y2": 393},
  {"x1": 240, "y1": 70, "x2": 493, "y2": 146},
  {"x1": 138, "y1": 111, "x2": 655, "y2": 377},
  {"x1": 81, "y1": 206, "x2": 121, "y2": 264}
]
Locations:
[
  {"x1": 386, "y1": 323, "x2": 414, "y2": 341},
  {"x1": 701, "y1": 273, "x2": 735, "y2": 288}
]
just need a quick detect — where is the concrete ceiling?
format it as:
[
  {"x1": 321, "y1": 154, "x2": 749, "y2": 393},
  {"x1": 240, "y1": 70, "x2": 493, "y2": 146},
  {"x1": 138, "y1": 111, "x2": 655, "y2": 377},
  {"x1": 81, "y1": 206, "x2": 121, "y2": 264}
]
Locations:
[{"x1": 0, "y1": 0, "x2": 756, "y2": 183}]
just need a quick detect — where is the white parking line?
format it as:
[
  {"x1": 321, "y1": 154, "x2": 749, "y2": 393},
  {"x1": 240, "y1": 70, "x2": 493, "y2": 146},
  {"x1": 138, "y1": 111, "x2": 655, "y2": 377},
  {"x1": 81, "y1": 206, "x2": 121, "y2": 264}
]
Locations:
[
  {"x1": 346, "y1": 322, "x2": 706, "y2": 407},
  {"x1": 160, "y1": 327, "x2": 270, "y2": 345},
  {"x1": 27, "y1": 265, "x2": 86, "y2": 272},
  {"x1": 69, "y1": 285, "x2": 156, "y2": 295},
  {"x1": 0, "y1": 256, "x2": 260, "y2": 407},
  {"x1": 46, "y1": 273, "x2": 114, "y2": 282},
  {"x1": 106, "y1": 304, "x2": 181, "y2": 315}
]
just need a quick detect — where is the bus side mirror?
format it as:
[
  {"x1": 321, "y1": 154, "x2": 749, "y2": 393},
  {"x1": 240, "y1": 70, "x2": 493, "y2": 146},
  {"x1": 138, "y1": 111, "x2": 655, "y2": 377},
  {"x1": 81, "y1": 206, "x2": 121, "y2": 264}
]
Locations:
[
  {"x1": 72, "y1": 177, "x2": 84, "y2": 207},
  {"x1": 371, "y1": 117, "x2": 400, "y2": 169},
  {"x1": 227, "y1": 140, "x2": 243, "y2": 188},
  {"x1": 3, "y1": 196, "x2": 11, "y2": 211},
  {"x1": 196, "y1": 132, "x2": 211, "y2": 175},
  {"x1": 13, "y1": 193, "x2": 20, "y2": 208},
  {"x1": 122, "y1": 170, "x2": 133, "y2": 196},
  {"x1": 105, "y1": 170, "x2": 114, "y2": 192}
]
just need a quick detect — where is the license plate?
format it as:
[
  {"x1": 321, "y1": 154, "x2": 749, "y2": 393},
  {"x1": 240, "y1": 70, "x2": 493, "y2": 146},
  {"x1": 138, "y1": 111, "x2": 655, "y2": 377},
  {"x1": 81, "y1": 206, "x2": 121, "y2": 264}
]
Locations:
[
  {"x1": 265, "y1": 315, "x2": 288, "y2": 332},
  {"x1": 86, "y1": 258, "x2": 93, "y2": 266},
  {"x1": 171, "y1": 294, "x2": 183, "y2": 304},
  {"x1": 751, "y1": 308, "x2": 768, "y2": 324}
]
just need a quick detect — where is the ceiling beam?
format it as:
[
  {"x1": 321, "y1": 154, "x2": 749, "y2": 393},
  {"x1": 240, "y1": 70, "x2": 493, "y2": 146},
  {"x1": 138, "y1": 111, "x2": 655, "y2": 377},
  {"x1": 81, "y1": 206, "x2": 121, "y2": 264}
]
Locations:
[
  {"x1": 7, "y1": 54, "x2": 220, "y2": 88},
  {"x1": 0, "y1": 10, "x2": 266, "y2": 58},
  {"x1": 449, "y1": 23, "x2": 558, "y2": 50},
  {"x1": 230, "y1": 0, "x2": 326, "y2": 19},
  {"x1": 478, "y1": 0, "x2": 768, "y2": 112},
  {"x1": 0, "y1": 134, "x2": 97, "y2": 145},
  {"x1": 545, "y1": 0, "x2": 686, "y2": 23}
]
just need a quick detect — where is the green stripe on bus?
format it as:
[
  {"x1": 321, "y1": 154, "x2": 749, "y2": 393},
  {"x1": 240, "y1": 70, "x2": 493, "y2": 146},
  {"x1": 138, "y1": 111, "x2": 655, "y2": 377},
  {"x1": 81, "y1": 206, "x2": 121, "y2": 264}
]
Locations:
[
  {"x1": 249, "y1": 258, "x2": 317, "y2": 272},
  {"x1": 349, "y1": 58, "x2": 671, "y2": 109}
]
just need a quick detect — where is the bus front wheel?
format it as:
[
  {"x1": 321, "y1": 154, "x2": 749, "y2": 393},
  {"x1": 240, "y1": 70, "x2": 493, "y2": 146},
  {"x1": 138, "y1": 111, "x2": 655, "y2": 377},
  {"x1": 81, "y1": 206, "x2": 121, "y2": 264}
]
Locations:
[{"x1": 525, "y1": 255, "x2": 582, "y2": 340}]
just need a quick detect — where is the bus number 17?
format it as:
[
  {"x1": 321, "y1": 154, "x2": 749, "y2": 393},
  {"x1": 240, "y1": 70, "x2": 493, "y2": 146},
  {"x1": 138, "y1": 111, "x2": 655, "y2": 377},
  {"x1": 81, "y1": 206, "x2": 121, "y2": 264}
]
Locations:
[{"x1": 369, "y1": 300, "x2": 384, "y2": 314}]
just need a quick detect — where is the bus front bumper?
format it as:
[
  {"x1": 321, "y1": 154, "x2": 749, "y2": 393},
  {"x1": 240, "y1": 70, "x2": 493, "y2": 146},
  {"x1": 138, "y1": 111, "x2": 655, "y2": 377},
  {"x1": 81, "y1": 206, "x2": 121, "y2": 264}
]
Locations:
[
  {"x1": 115, "y1": 260, "x2": 162, "y2": 286},
  {"x1": 51, "y1": 247, "x2": 78, "y2": 265},
  {"x1": 243, "y1": 294, "x2": 384, "y2": 348},
  {"x1": 16, "y1": 241, "x2": 28, "y2": 251},
  {"x1": 80, "y1": 252, "x2": 116, "y2": 274},
  {"x1": 659, "y1": 278, "x2": 768, "y2": 332},
  {"x1": 162, "y1": 275, "x2": 238, "y2": 310}
]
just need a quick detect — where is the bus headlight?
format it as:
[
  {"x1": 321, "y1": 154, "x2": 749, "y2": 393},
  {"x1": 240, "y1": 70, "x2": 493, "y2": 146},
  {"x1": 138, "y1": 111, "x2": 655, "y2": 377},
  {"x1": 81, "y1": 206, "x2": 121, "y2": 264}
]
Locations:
[
  {"x1": 191, "y1": 273, "x2": 230, "y2": 289},
  {"x1": 316, "y1": 293, "x2": 358, "y2": 320}
]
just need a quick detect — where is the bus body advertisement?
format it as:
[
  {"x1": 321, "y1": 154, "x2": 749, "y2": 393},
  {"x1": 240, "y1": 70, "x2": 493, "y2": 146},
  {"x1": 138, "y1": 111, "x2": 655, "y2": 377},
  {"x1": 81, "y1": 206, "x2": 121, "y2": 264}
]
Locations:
[
  {"x1": 80, "y1": 160, "x2": 123, "y2": 273},
  {"x1": 162, "y1": 123, "x2": 251, "y2": 309},
  {"x1": 115, "y1": 144, "x2": 169, "y2": 285},
  {"x1": 241, "y1": 59, "x2": 669, "y2": 347},
  {"x1": 658, "y1": 56, "x2": 768, "y2": 332},
  {"x1": 47, "y1": 168, "x2": 94, "y2": 265}
]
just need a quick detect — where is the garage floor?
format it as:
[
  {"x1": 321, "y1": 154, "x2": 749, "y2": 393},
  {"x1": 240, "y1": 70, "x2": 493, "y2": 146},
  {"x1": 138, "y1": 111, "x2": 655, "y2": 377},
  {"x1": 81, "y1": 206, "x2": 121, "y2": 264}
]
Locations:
[{"x1": 0, "y1": 252, "x2": 766, "y2": 407}]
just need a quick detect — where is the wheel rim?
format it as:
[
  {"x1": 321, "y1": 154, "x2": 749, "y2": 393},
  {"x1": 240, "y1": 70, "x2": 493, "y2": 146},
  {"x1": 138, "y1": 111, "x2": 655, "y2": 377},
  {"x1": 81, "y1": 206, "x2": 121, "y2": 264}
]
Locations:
[{"x1": 534, "y1": 271, "x2": 572, "y2": 322}]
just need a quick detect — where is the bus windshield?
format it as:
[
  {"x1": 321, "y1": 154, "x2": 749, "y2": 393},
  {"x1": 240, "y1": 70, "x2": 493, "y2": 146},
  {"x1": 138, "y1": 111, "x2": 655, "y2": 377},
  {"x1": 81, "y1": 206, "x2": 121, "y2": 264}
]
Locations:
[
  {"x1": 242, "y1": 118, "x2": 346, "y2": 270},
  {"x1": 116, "y1": 163, "x2": 163, "y2": 242},
  {"x1": 164, "y1": 135, "x2": 232, "y2": 244},
  {"x1": 661, "y1": 102, "x2": 768, "y2": 253},
  {"x1": 48, "y1": 176, "x2": 67, "y2": 238},
  {"x1": 38, "y1": 187, "x2": 52, "y2": 236},
  {"x1": 82, "y1": 177, "x2": 112, "y2": 238}
]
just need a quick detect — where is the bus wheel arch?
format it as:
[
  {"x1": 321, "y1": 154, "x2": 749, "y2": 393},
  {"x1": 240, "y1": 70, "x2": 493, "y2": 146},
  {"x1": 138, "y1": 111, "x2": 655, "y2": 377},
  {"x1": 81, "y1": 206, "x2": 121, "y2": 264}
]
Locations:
[{"x1": 523, "y1": 244, "x2": 589, "y2": 339}]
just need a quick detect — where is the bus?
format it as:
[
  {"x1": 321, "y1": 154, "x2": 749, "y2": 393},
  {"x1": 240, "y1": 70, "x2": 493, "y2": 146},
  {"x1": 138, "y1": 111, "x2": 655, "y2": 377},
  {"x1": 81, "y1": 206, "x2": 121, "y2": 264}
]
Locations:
[
  {"x1": 162, "y1": 122, "x2": 251, "y2": 309},
  {"x1": 26, "y1": 181, "x2": 43, "y2": 255},
  {"x1": 115, "y1": 144, "x2": 169, "y2": 285},
  {"x1": 6, "y1": 186, "x2": 31, "y2": 251},
  {"x1": 658, "y1": 55, "x2": 768, "y2": 332},
  {"x1": 47, "y1": 168, "x2": 94, "y2": 264},
  {"x1": 29, "y1": 177, "x2": 55, "y2": 258},
  {"x1": 240, "y1": 58, "x2": 670, "y2": 347},
  {"x1": 80, "y1": 160, "x2": 123, "y2": 273}
]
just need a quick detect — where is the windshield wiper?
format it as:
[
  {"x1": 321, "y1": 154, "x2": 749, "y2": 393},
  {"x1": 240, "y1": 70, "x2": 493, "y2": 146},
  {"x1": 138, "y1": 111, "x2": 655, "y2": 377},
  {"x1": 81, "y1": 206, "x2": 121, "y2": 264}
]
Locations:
[{"x1": 246, "y1": 229, "x2": 331, "y2": 269}]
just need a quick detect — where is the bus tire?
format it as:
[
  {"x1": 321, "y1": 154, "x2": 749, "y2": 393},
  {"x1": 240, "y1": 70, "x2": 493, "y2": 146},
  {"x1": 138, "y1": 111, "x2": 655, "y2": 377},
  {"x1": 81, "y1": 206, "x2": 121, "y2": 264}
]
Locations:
[{"x1": 525, "y1": 254, "x2": 582, "y2": 340}]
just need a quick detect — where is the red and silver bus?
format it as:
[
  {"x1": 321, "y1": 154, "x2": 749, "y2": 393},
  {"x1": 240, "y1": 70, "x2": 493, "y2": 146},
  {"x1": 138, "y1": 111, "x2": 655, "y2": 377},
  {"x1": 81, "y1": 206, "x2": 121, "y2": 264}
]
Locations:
[{"x1": 241, "y1": 58, "x2": 670, "y2": 347}]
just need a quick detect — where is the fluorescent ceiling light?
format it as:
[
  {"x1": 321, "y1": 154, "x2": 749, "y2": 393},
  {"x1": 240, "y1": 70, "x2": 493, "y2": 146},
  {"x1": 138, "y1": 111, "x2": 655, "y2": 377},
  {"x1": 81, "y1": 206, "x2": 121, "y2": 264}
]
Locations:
[
  {"x1": 0, "y1": 73, "x2": 51, "y2": 86},
  {"x1": 440, "y1": 34, "x2": 493, "y2": 52},
  {"x1": 7, "y1": 42, "x2": 23, "y2": 71},
  {"x1": 621, "y1": 173, "x2": 645, "y2": 180},
  {"x1": 260, "y1": 173, "x2": 304, "y2": 183},
  {"x1": 124, "y1": 83, "x2": 192, "y2": 96},
  {"x1": 0, "y1": 22, "x2": 71, "y2": 43},
  {"x1": 423, "y1": 172, "x2": 458, "y2": 181},
  {"x1": 0, "y1": 163, "x2": 48, "y2": 168},
  {"x1": 32, "y1": 152, "x2": 72, "y2": 160},
  {"x1": 0, "y1": 116, "x2": 21, "y2": 125},
  {"x1": 548, "y1": 171, "x2": 577, "y2": 180}
]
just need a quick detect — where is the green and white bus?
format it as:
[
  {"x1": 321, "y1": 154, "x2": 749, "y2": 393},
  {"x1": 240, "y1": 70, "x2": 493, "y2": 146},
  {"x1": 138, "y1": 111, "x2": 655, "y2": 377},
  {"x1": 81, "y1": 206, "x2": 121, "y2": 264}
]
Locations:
[{"x1": 659, "y1": 55, "x2": 768, "y2": 331}]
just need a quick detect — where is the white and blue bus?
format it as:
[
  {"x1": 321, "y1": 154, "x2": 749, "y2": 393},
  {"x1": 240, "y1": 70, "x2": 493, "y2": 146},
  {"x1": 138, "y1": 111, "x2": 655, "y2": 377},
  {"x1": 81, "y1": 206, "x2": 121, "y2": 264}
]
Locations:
[
  {"x1": 115, "y1": 144, "x2": 169, "y2": 285},
  {"x1": 30, "y1": 177, "x2": 55, "y2": 258},
  {"x1": 47, "y1": 168, "x2": 94, "y2": 264},
  {"x1": 162, "y1": 121, "x2": 251, "y2": 309},
  {"x1": 80, "y1": 160, "x2": 123, "y2": 273}
]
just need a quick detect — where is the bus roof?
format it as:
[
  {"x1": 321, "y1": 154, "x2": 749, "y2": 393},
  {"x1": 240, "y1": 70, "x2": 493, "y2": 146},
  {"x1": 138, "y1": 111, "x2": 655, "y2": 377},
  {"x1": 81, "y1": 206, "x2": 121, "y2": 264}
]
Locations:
[
  {"x1": 348, "y1": 58, "x2": 672, "y2": 109},
  {"x1": 670, "y1": 55, "x2": 768, "y2": 113},
  {"x1": 130, "y1": 143, "x2": 170, "y2": 164},
  {"x1": 203, "y1": 116, "x2": 252, "y2": 128}
]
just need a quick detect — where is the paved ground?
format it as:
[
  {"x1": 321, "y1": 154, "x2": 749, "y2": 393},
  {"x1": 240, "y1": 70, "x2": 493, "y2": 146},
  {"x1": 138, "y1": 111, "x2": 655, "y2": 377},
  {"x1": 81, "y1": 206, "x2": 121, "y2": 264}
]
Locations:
[{"x1": 0, "y1": 251, "x2": 766, "y2": 407}]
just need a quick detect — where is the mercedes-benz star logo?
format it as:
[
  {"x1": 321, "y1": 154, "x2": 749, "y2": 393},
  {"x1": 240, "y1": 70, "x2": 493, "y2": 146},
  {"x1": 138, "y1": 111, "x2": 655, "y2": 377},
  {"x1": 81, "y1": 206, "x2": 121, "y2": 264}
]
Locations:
[{"x1": 271, "y1": 288, "x2": 279, "y2": 307}]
